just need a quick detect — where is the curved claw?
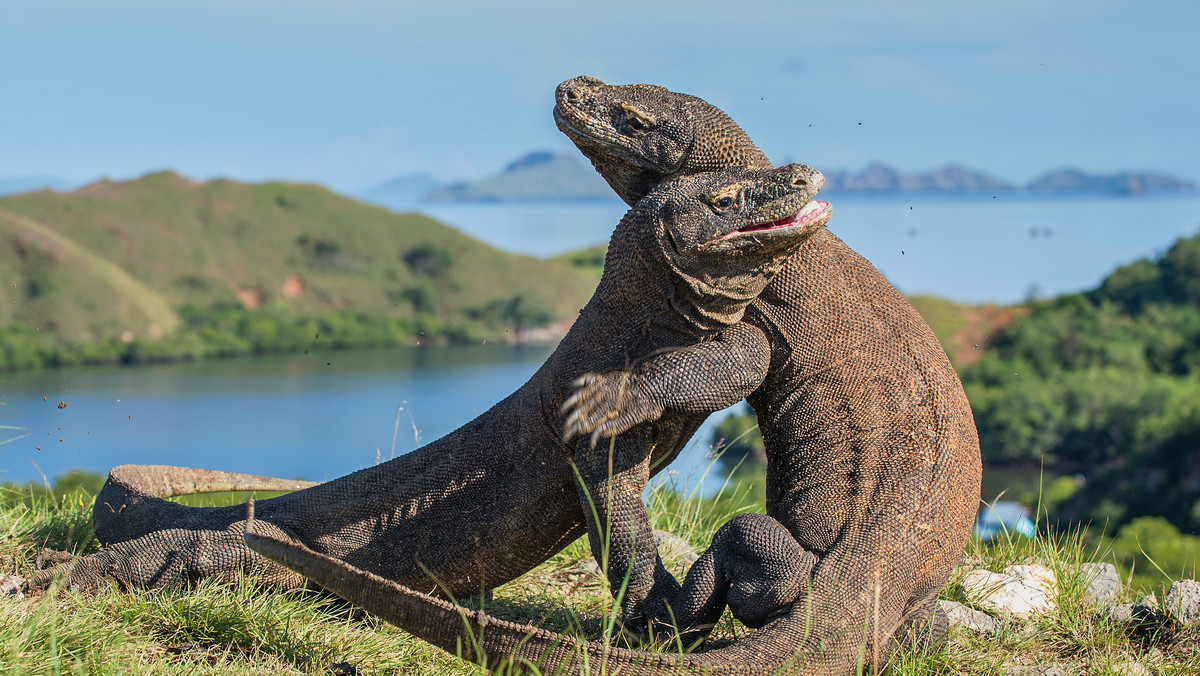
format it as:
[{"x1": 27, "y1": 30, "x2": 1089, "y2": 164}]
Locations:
[{"x1": 562, "y1": 370, "x2": 652, "y2": 449}]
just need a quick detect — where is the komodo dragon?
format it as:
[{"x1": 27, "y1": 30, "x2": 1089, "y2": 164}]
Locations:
[
  {"x1": 244, "y1": 165, "x2": 845, "y2": 674},
  {"x1": 29, "y1": 162, "x2": 829, "y2": 601},
  {"x1": 554, "y1": 76, "x2": 982, "y2": 666},
  {"x1": 243, "y1": 76, "x2": 982, "y2": 676}
]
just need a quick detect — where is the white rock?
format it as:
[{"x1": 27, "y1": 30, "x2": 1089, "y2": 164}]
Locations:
[
  {"x1": 1110, "y1": 661, "x2": 1150, "y2": 676},
  {"x1": 938, "y1": 599, "x2": 996, "y2": 634},
  {"x1": 1164, "y1": 579, "x2": 1200, "y2": 625},
  {"x1": 1003, "y1": 563, "x2": 1057, "y2": 591},
  {"x1": 961, "y1": 566, "x2": 1056, "y2": 617},
  {"x1": 1080, "y1": 562, "x2": 1121, "y2": 605}
]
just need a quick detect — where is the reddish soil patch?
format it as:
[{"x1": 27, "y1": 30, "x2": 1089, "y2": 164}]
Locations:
[{"x1": 948, "y1": 304, "x2": 1025, "y2": 366}]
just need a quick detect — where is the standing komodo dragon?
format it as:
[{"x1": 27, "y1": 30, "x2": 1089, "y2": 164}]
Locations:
[
  {"x1": 242, "y1": 77, "x2": 982, "y2": 676},
  {"x1": 555, "y1": 76, "x2": 982, "y2": 665},
  {"x1": 30, "y1": 162, "x2": 829, "y2": 603}
]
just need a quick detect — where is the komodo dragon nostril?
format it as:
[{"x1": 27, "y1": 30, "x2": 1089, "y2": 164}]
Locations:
[{"x1": 563, "y1": 86, "x2": 584, "y2": 102}]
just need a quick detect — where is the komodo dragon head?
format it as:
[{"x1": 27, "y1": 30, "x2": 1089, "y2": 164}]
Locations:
[
  {"x1": 610, "y1": 163, "x2": 831, "y2": 333},
  {"x1": 554, "y1": 75, "x2": 771, "y2": 205}
]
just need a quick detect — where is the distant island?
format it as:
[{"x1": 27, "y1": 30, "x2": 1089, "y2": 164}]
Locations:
[
  {"x1": 421, "y1": 151, "x2": 613, "y2": 202},
  {"x1": 362, "y1": 152, "x2": 1199, "y2": 205}
]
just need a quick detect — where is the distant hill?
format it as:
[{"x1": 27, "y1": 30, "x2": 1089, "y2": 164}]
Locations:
[
  {"x1": 1025, "y1": 168, "x2": 1197, "y2": 195},
  {"x1": 420, "y1": 151, "x2": 615, "y2": 202},
  {"x1": 821, "y1": 163, "x2": 1016, "y2": 193},
  {"x1": 0, "y1": 171, "x2": 598, "y2": 370},
  {"x1": 0, "y1": 176, "x2": 76, "y2": 198},
  {"x1": 361, "y1": 173, "x2": 444, "y2": 205}
]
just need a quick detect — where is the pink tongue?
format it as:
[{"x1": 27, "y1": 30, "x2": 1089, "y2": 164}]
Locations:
[
  {"x1": 743, "y1": 200, "x2": 830, "y2": 232},
  {"x1": 794, "y1": 200, "x2": 830, "y2": 226}
]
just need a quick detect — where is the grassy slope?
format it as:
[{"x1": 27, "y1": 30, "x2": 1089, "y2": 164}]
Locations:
[
  {"x1": 2, "y1": 484, "x2": 1197, "y2": 675},
  {"x1": 0, "y1": 172, "x2": 597, "y2": 345}
]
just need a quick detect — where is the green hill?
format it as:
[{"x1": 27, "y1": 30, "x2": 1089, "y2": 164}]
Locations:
[{"x1": 0, "y1": 171, "x2": 598, "y2": 370}]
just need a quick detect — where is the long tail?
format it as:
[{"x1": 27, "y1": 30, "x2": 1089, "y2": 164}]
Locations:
[
  {"x1": 103, "y1": 464, "x2": 318, "y2": 498},
  {"x1": 93, "y1": 465, "x2": 318, "y2": 544},
  {"x1": 244, "y1": 504, "x2": 796, "y2": 675}
]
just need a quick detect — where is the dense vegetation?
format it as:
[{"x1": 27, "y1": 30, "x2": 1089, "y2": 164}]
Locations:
[
  {"x1": 0, "y1": 173, "x2": 597, "y2": 371},
  {"x1": 712, "y1": 232, "x2": 1200, "y2": 583}
]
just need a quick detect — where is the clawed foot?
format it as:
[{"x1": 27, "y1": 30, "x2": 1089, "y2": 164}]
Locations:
[{"x1": 560, "y1": 372, "x2": 664, "y2": 448}]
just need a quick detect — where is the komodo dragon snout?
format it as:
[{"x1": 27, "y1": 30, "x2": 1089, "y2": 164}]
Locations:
[{"x1": 554, "y1": 75, "x2": 691, "y2": 174}]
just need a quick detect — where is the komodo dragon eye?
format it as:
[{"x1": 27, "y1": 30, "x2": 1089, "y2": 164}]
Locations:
[
  {"x1": 703, "y1": 188, "x2": 741, "y2": 212},
  {"x1": 619, "y1": 107, "x2": 655, "y2": 135}
]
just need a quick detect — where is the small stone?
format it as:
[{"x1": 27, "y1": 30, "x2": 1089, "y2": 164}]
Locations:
[
  {"x1": 1105, "y1": 600, "x2": 1160, "y2": 626},
  {"x1": 1080, "y1": 562, "x2": 1121, "y2": 605},
  {"x1": 938, "y1": 599, "x2": 995, "y2": 634},
  {"x1": 1164, "y1": 579, "x2": 1200, "y2": 625},
  {"x1": 962, "y1": 566, "x2": 1055, "y2": 617},
  {"x1": 1005, "y1": 663, "x2": 1071, "y2": 676},
  {"x1": 1110, "y1": 661, "x2": 1150, "y2": 676},
  {"x1": 1, "y1": 575, "x2": 25, "y2": 601}
]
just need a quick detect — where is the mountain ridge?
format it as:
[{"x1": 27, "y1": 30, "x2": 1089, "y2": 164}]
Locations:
[{"x1": 365, "y1": 152, "x2": 1199, "y2": 204}]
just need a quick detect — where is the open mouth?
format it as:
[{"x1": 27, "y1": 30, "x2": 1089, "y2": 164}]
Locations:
[{"x1": 726, "y1": 200, "x2": 832, "y2": 238}]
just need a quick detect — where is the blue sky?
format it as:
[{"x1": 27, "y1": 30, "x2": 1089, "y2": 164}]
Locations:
[{"x1": 3, "y1": 0, "x2": 1197, "y2": 193}]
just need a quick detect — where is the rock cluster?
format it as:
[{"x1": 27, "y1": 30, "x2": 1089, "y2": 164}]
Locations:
[{"x1": 945, "y1": 557, "x2": 1200, "y2": 635}]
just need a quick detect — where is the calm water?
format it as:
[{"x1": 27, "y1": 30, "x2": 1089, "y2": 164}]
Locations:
[
  {"x1": 413, "y1": 193, "x2": 1200, "y2": 305},
  {"x1": 0, "y1": 347, "x2": 731, "y2": 491}
]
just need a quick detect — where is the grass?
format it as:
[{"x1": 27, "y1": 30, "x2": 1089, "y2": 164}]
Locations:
[{"x1": 2, "y1": 481, "x2": 1199, "y2": 675}]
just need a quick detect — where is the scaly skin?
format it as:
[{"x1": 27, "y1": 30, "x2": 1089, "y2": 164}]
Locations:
[
  {"x1": 246, "y1": 165, "x2": 844, "y2": 674},
  {"x1": 554, "y1": 76, "x2": 981, "y2": 670},
  {"x1": 31, "y1": 164, "x2": 827, "y2": 604}
]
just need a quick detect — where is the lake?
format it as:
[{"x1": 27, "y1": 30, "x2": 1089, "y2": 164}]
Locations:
[{"x1": 0, "y1": 346, "x2": 732, "y2": 493}]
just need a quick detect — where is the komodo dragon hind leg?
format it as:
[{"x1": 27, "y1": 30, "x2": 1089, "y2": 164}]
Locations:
[
  {"x1": 648, "y1": 513, "x2": 816, "y2": 647},
  {"x1": 93, "y1": 464, "x2": 318, "y2": 545}
]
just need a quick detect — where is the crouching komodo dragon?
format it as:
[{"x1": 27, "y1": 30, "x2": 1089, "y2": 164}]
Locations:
[
  {"x1": 246, "y1": 164, "x2": 841, "y2": 674},
  {"x1": 31, "y1": 162, "x2": 828, "y2": 600},
  {"x1": 553, "y1": 76, "x2": 982, "y2": 669}
]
